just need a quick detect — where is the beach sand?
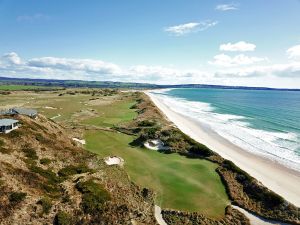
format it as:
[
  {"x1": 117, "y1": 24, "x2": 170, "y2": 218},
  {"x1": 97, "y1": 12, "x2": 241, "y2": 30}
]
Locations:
[{"x1": 146, "y1": 92, "x2": 300, "y2": 207}]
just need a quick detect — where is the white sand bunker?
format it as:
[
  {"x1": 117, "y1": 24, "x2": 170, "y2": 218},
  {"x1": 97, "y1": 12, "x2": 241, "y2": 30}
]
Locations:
[
  {"x1": 72, "y1": 138, "x2": 86, "y2": 145},
  {"x1": 144, "y1": 139, "x2": 168, "y2": 151},
  {"x1": 104, "y1": 156, "x2": 124, "y2": 166},
  {"x1": 44, "y1": 106, "x2": 57, "y2": 109}
]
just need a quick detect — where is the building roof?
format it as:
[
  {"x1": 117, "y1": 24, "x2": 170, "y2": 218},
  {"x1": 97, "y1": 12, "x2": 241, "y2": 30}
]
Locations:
[
  {"x1": 12, "y1": 108, "x2": 37, "y2": 116},
  {"x1": 0, "y1": 119, "x2": 19, "y2": 126}
]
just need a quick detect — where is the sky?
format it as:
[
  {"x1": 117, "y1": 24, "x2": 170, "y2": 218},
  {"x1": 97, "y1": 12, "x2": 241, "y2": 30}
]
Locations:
[{"x1": 0, "y1": 0, "x2": 300, "y2": 88}]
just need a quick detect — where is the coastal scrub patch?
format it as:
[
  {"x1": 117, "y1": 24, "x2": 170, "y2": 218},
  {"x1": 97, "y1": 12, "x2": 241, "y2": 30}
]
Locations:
[
  {"x1": 53, "y1": 211, "x2": 72, "y2": 225},
  {"x1": 37, "y1": 197, "x2": 52, "y2": 214},
  {"x1": 23, "y1": 148, "x2": 38, "y2": 160},
  {"x1": 40, "y1": 158, "x2": 52, "y2": 165},
  {"x1": 76, "y1": 179, "x2": 111, "y2": 214},
  {"x1": 9, "y1": 192, "x2": 27, "y2": 204},
  {"x1": 58, "y1": 164, "x2": 94, "y2": 178}
]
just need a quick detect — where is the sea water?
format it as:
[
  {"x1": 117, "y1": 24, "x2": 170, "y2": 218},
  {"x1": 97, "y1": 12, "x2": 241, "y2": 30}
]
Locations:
[{"x1": 151, "y1": 88, "x2": 300, "y2": 172}]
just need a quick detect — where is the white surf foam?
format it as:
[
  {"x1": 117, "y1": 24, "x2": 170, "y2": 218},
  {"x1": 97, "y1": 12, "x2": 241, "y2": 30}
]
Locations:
[{"x1": 150, "y1": 90, "x2": 300, "y2": 172}]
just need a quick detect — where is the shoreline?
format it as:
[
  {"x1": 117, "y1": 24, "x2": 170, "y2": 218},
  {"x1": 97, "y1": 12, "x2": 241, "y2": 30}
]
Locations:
[{"x1": 146, "y1": 91, "x2": 300, "y2": 207}]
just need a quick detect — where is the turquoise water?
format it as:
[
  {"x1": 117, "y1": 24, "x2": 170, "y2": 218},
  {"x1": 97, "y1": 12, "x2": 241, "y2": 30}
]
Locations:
[{"x1": 152, "y1": 88, "x2": 300, "y2": 171}]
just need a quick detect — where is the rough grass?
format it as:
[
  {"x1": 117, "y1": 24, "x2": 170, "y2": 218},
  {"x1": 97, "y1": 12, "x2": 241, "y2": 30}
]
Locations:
[
  {"x1": 85, "y1": 130, "x2": 229, "y2": 218},
  {"x1": 76, "y1": 180, "x2": 111, "y2": 214}
]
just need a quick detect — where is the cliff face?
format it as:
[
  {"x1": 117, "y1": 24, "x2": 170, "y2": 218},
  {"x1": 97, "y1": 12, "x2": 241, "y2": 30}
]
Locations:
[{"x1": 0, "y1": 114, "x2": 156, "y2": 225}]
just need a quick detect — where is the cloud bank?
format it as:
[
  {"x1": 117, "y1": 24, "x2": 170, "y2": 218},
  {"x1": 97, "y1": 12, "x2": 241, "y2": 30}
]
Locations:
[{"x1": 0, "y1": 47, "x2": 299, "y2": 88}]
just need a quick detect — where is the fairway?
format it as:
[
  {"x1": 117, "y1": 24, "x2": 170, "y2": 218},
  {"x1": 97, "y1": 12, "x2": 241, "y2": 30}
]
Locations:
[
  {"x1": 83, "y1": 100, "x2": 136, "y2": 127},
  {"x1": 85, "y1": 130, "x2": 229, "y2": 218}
]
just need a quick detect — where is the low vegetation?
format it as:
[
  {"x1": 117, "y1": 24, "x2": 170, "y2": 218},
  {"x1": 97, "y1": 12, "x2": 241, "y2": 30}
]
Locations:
[
  {"x1": 40, "y1": 158, "x2": 52, "y2": 165},
  {"x1": 58, "y1": 164, "x2": 94, "y2": 178},
  {"x1": 37, "y1": 197, "x2": 52, "y2": 215},
  {"x1": 23, "y1": 148, "x2": 38, "y2": 160},
  {"x1": 76, "y1": 179, "x2": 111, "y2": 214},
  {"x1": 54, "y1": 211, "x2": 72, "y2": 225},
  {"x1": 8, "y1": 192, "x2": 27, "y2": 204}
]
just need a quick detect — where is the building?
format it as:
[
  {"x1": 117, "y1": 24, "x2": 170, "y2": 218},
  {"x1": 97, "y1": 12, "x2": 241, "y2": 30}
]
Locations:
[
  {"x1": 0, "y1": 108, "x2": 38, "y2": 118},
  {"x1": 11, "y1": 108, "x2": 38, "y2": 118},
  {"x1": 0, "y1": 119, "x2": 19, "y2": 133}
]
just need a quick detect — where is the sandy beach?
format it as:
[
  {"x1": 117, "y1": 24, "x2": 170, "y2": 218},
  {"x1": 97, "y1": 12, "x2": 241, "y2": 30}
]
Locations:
[{"x1": 146, "y1": 92, "x2": 300, "y2": 207}]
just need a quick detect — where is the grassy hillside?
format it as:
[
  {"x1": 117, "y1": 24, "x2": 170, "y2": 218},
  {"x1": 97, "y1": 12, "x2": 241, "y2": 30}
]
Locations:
[{"x1": 0, "y1": 114, "x2": 156, "y2": 224}]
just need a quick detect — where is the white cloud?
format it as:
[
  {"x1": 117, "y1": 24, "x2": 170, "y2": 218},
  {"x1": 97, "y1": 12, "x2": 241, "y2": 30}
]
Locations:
[
  {"x1": 28, "y1": 57, "x2": 121, "y2": 74},
  {"x1": 209, "y1": 54, "x2": 267, "y2": 67},
  {"x1": 220, "y1": 41, "x2": 256, "y2": 52},
  {"x1": 287, "y1": 45, "x2": 300, "y2": 59},
  {"x1": 2, "y1": 52, "x2": 22, "y2": 65},
  {"x1": 215, "y1": 4, "x2": 239, "y2": 11},
  {"x1": 164, "y1": 21, "x2": 218, "y2": 36},
  {"x1": 215, "y1": 62, "x2": 300, "y2": 78}
]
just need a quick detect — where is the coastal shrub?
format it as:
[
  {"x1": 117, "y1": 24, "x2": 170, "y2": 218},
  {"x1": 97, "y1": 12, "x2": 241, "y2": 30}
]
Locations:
[
  {"x1": 189, "y1": 143, "x2": 213, "y2": 157},
  {"x1": 53, "y1": 211, "x2": 72, "y2": 225},
  {"x1": 23, "y1": 148, "x2": 38, "y2": 160},
  {"x1": 40, "y1": 158, "x2": 52, "y2": 165},
  {"x1": 37, "y1": 197, "x2": 52, "y2": 214},
  {"x1": 58, "y1": 164, "x2": 93, "y2": 178},
  {"x1": 76, "y1": 180, "x2": 111, "y2": 214},
  {"x1": 9, "y1": 192, "x2": 27, "y2": 203},
  {"x1": 243, "y1": 182, "x2": 284, "y2": 207},
  {"x1": 144, "y1": 127, "x2": 159, "y2": 139},
  {"x1": 222, "y1": 160, "x2": 252, "y2": 182},
  {"x1": 138, "y1": 120, "x2": 156, "y2": 127},
  {"x1": 30, "y1": 165, "x2": 62, "y2": 184}
]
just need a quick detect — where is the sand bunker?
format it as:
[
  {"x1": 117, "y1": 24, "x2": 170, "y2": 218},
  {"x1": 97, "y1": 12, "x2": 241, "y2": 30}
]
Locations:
[
  {"x1": 44, "y1": 106, "x2": 57, "y2": 109},
  {"x1": 144, "y1": 139, "x2": 168, "y2": 151},
  {"x1": 72, "y1": 138, "x2": 86, "y2": 145},
  {"x1": 104, "y1": 156, "x2": 124, "y2": 166}
]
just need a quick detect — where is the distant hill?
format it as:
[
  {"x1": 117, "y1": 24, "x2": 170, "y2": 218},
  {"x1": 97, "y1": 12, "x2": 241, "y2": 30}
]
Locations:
[{"x1": 1, "y1": 76, "x2": 299, "y2": 91}]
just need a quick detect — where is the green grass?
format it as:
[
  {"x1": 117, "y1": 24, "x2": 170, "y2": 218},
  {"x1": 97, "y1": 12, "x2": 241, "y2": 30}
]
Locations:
[
  {"x1": 0, "y1": 85, "x2": 51, "y2": 91},
  {"x1": 83, "y1": 100, "x2": 137, "y2": 127},
  {"x1": 84, "y1": 130, "x2": 229, "y2": 218}
]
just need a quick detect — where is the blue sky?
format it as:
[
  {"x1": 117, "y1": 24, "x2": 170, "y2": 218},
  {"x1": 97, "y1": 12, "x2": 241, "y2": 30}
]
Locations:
[{"x1": 0, "y1": 0, "x2": 300, "y2": 88}]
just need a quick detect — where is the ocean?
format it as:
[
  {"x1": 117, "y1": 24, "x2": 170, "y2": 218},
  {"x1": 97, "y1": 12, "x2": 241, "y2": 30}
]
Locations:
[{"x1": 151, "y1": 88, "x2": 300, "y2": 172}]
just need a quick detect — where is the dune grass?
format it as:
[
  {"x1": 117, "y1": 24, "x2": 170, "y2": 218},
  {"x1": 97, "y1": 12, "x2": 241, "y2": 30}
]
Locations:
[{"x1": 85, "y1": 130, "x2": 229, "y2": 218}]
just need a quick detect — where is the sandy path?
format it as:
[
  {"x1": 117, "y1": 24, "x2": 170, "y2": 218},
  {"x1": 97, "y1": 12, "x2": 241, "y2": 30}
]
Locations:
[
  {"x1": 232, "y1": 206, "x2": 289, "y2": 225},
  {"x1": 146, "y1": 92, "x2": 300, "y2": 207}
]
